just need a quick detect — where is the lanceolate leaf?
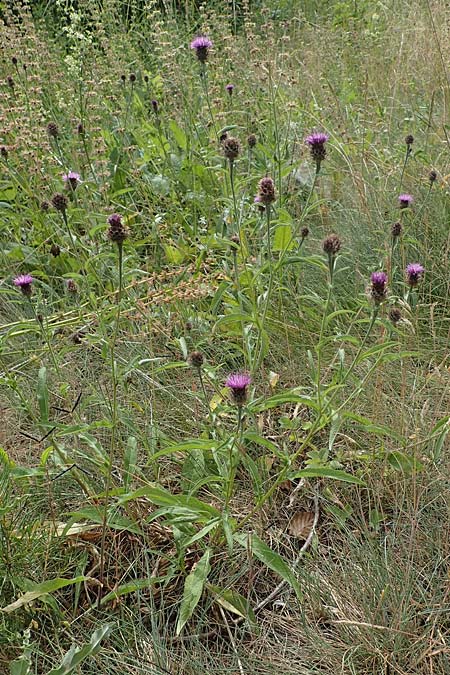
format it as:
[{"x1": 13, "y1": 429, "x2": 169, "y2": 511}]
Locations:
[
  {"x1": 1, "y1": 577, "x2": 89, "y2": 613},
  {"x1": 47, "y1": 624, "x2": 112, "y2": 675},
  {"x1": 234, "y1": 533, "x2": 302, "y2": 600},
  {"x1": 176, "y1": 548, "x2": 211, "y2": 635}
]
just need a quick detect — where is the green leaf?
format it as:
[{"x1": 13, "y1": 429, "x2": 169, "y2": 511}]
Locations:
[
  {"x1": 250, "y1": 390, "x2": 319, "y2": 413},
  {"x1": 387, "y1": 451, "x2": 423, "y2": 474},
  {"x1": 47, "y1": 624, "x2": 112, "y2": 675},
  {"x1": 1, "y1": 577, "x2": 89, "y2": 613},
  {"x1": 99, "y1": 579, "x2": 164, "y2": 606},
  {"x1": 169, "y1": 120, "x2": 187, "y2": 150},
  {"x1": 117, "y1": 485, "x2": 221, "y2": 520},
  {"x1": 234, "y1": 533, "x2": 302, "y2": 600},
  {"x1": 290, "y1": 467, "x2": 365, "y2": 485},
  {"x1": 208, "y1": 584, "x2": 257, "y2": 625},
  {"x1": 273, "y1": 224, "x2": 294, "y2": 251},
  {"x1": 10, "y1": 653, "x2": 31, "y2": 675},
  {"x1": 176, "y1": 548, "x2": 211, "y2": 635},
  {"x1": 123, "y1": 436, "x2": 137, "y2": 490},
  {"x1": 37, "y1": 367, "x2": 49, "y2": 423}
]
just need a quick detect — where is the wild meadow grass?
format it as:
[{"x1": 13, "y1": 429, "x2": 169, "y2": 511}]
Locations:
[{"x1": 0, "y1": 0, "x2": 449, "y2": 673}]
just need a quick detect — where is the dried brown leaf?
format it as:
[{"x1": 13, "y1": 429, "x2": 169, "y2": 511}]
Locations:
[{"x1": 289, "y1": 511, "x2": 315, "y2": 540}]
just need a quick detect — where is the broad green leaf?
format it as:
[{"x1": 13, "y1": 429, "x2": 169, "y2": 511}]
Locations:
[
  {"x1": 10, "y1": 653, "x2": 31, "y2": 675},
  {"x1": 273, "y1": 224, "x2": 294, "y2": 251},
  {"x1": 387, "y1": 451, "x2": 423, "y2": 474},
  {"x1": 47, "y1": 624, "x2": 112, "y2": 675},
  {"x1": 208, "y1": 584, "x2": 256, "y2": 625},
  {"x1": 1, "y1": 576, "x2": 89, "y2": 613},
  {"x1": 176, "y1": 548, "x2": 211, "y2": 635},
  {"x1": 234, "y1": 533, "x2": 302, "y2": 600},
  {"x1": 290, "y1": 467, "x2": 364, "y2": 485}
]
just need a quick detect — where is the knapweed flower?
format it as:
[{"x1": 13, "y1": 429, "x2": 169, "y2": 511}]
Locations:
[
  {"x1": 66, "y1": 279, "x2": 78, "y2": 293},
  {"x1": 47, "y1": 121, "x2": 59, "y2": 138},
  {"x1": 0, "y1": 146, "x2": 8, "y2": 160},
  {"x1": 151, "y1": 99, "x2": 159, "y2": 113},
  {"x1": 226, "y1": 83, "x2": 234, "y2": 95},
  {"x1": 257, "y1": 176, "x2": 276, "y2": 206},
  {"x1": 429, "y1": 169, "x2": 437, "y2": 184},
  {"x1": 247, "y1": 133, "x2": 257, "y2": 149},
  {"x1": 51, "y1": 192, "x2": 68, "y2": 212},
  {"x1": 14, "y1": 274, "x2": 33, "y2": 296},
  {"x1": 406, "y1": 263, "x2": 424, "y2": 287},
  {"x1": 391, "y1": 221, "x2": 402, "y2": 237},
  {"x1": 405, "y1": 134, "x2": 414, "y2": 148},
  {"x1": 399, "y1": 193, "x2": 413, "y2": 209},
  {"x1": 190, "y1": 351, "x2": 204, "y2": 368},
  {"x1": 370, "y1": 271, "x2": 388, "y2": 304},
  {"x1": 305, "y1": 132, "x2": 329, "y2": 168},
  {"x1": 190, "y1": 36, "x2": 213, "y2": 63},
  {"x1": 63, "y1": 171, "x2": 82, "y2": 191},
  {"x1": 225, "y1": 372, "x2": 251, "y2": 406},
  {"x1": 107, "y1": 213, "x2": 128, "y2": 244},
  {"x1": 389, "y1": 307, "x2": 402, "y2": 324},
  {"x1": 322, "y1": 233, "x2": 341, "y2": 256},
  {"x1": 222, "y1": 136, "x2": 241, "y2": 162}
]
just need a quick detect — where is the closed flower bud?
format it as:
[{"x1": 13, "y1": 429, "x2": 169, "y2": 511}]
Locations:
[
  {"x1": 107, "y1": 213, "x2": 128, "y2": 244},
  {"x1": 247, "y1": 133, "x2": 257, "y2": 148},
  {"x1": 322, "y1": 233, "x2": 341, "y2": 256},
  {"x1": 50, "y1": 243, "x2": 60, "y2": 257},
  {"x1": 47, "y1": 122, "x2": 59, "y2": 138},
  {"x1": 257, "y1": 176, "x2": 276, "y2": 205},
  {"x1": 222, "y1": 136, "x2": 241, "y2": 161},
  {"x1": 389, "y1": 307, "x2": 402, "y2": 324},
  {"x1": 51, "y1": 193, "x2": 68, "y2": 212},
  {"x1": 391, "y1": 221, "x2": 402, "y2": 237},
  {"x1": 190, "y1": 351, "x2": 204, "y2": 368}
]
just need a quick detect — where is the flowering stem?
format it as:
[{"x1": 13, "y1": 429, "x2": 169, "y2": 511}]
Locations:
[
  {"x1": 28, "y1": 300, "x2": 60, "y2": 376},
  {"x1": 200, "y1": 65, "x2": 218, "y2": 139},
  {"x1": 254, "y1": 205, "x2": 273, "y2": 371},
  {"x1": 98, "y1": 242, "x2": 123, "y2": 604},
  {"x1": 229, "y1": 160, "x2": 238, "y2": 228},
  {"x1": 225, "y1": 405, "x2": 243, "y2": 510}
]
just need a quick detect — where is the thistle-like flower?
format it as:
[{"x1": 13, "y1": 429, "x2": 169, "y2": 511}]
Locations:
[
  {"x1": 63, "y1": 171, "x2": 82, "y2": 191},
  {"x1": 225, "y1": 372, "x2": 251, "y2": 407},
  {"x1": 190, "y1": 351, "x2": 204, "y2": 368},
  {"x1": 51, "y1": 193, "x2": 68, "y2": 212},
  {"x1": 190, "y1": 36, "x2": 213, "y2": 63},
  {"x1": 389, "y1": 307, "x2": 402, "y2": 324},
  {"x1": 107, "y1": 213, "x2": 128, "y2": 244},
  {"x1": 226, "y1": 83, "x2": 234, "y2": 95},
  {"x1": 14, "y1": 274, "x2": 34, "y2": 296},
  {"x1": 370, "y1": 271, "x2": 388, "y2": 304},
  {"x1": 222, "y1": 136, "x2": 241, "y2": 162},
  {"x1": 247, "y1": 133, "x2": 257, "y2": 149},
  {"x1": 399, "y1": 193, "x2": 413, "y2": 209},
  {"x1": 391, "y1": 221, "x2": 402, "y2": 237},
  {"x1": 305, "y1": 132, "x2": 329, "y2": 169},
  {"x1": 256, "y1": 176, "x2": 276, "y2": 206},
  {"x1": 47, "y1": 122, "x2": 59, "y2": 139},
  {"x1": 322, "y1": 233, "x2": 341, "y2": 256},
  {"x1": 405, "y1": 263, "x2": 424, "y2": 287},
  {"x1": 429, "y1": 170, "x2": 437, "y2": 184}
]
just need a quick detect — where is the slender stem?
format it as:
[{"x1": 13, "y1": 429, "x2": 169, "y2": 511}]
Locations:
[
  {"x1": 28, "y1": 299, "x2": 60, "y2": 376},
  {"x1": 316, "y1": 270, "x2": 334, "y2": 415},
  {"x1": 98, "y1": 242, "x2": 123, "y2": 604},
  {"x1": 229, "y1": 160, "x2": 238, "y2": 228},
  {"x1": 225, "y1": 405, "x2": 243, "y2": 510},
  {"x1": 254, "y1": 205, "x2": 273, "y2": 370}
]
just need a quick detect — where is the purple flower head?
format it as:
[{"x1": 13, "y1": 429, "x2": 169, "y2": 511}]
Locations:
[
  {"x1": 305, "y1": 132, "x2": 329, "y2": 167},
  {"x1": 370, "y1": 271, "x2": 388, "y2": 304},
  {"x1": 63, "y1": 170, "x2": 82, "y2": 191},
  {"x1": 399, "y1": 193, "x2": 413, "y2": 208},
  {"x1": 225, "y1": 372, "x2": 251, "y2": 406},
  {"x1": 226, "y1": 83, "x2": 234, "y2": 95},
  {"x1": 406, "y1": 263, "x2": 424, "y2": 287},
  {"x1": 14, "y1": 274, "x2": 33, "y2": 296},
  {"x1": 190, "y1": 36, "x2": 213, "y2": 63},
  {"x1": 151, "y1": 99, "x2": 159, "y2": 113},
  {"x1": 107, "y1": 213, "x2": 128, "y2": 244}
]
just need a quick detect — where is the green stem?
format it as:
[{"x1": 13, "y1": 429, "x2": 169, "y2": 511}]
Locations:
[
  {"x1": 225, "y1": 405, "x2": 243, "y2": 510},
  {"x1": 254, "y1": 205, "x2": 273, "y2": 371}
]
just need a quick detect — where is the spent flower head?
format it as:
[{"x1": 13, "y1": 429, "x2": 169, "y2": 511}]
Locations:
[
  {"x1": 225, "y1": 372, "x2": 251, "y2": 407},
  {"x1": 51, "y1": 193, "x2": 68, "y2": 212},
  {"x1": 190, "y1": 36, "x2": 213, "y2": 63},
  {"x1": 14, "y1": 274, "x2": 33, "y2": 296},
  {"x1": 222, "y1": 136, "x2": 241, "y2": 162},
  {"x1": 257, "y1": 176, "x2": 276, "y2": 206},
  {"x1": 406, "y1": 263, "x2": 424, "y2": 287},
  {"x1": 107, "y1": 213, "x2": 128, "y2": 244}
]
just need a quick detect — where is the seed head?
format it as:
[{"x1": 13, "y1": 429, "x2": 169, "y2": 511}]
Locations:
[
  {"x1": 398, "y1": 193, "x2": 413, "y2": 209},
  {"x1": 225, "y1": 372, "x2": 251, "y2": 407},
  {"x1": 107, "y1": 213, "x2": 128, "y2": 244},
  {"x1": 51, "y1": 193, "x2": 68, "y2": 212},
  {"x1": 301, "y1": 226, "x2": 309, "y2": 239},
  {"x1": 405, "y1": 263, "x2": 424, "y2": 287},
  {"x1": 13, "y1": 274, "x2": 33, "y2": 296},
  {"x1": 0, "y1": 146, "x2": 8, "y2": 160},
  {"x1": 247, "y1": 133, "x2": 257, "y2": 149},
  {"x1": 257, "y1": 176, "x2": 276, "y2": 205},
  {"x1": 12, "y1": 56, "x2": 18, "y2": 65},
  {"x1": 50, "y1": 243, "x2": 60, "y2": 257},
  {"x1": 429, "y1": 169, "x2": 437, "y2": 184},
  {"x1": 190, "y1": 351, "x2": 204, "y2": 368},
  {"x1": 66, "y1": 279, "x2": 78, "y2": 293},
  {"x1": 405, "y1": 134, "x2": 414, "y2": 147},
  {"x1": 7, "y1": 76, "x2": 14, "y2": 88},
  {"x1": 41, "y1": 200, "x2": 50, "y2": 212},
  {"x1": 322, "y1": 233, "x2": 341, "y2": 256},
  {"x1": 190, "y1": 36, "x2": 213, "y2": 63},
  {"x1": 47, "y1": 122, "x2": 59, "y2": 139},
  {"x1": 77, "y1": 122, "x2": 84, "y2": 135},
  {"x1": 144, "y1": 75, "x2": 149, "y2": 83},
  {"x1": 370, "y1": 271, "x2": 388, "y2": 304},
  {"x1": 391, "y1": 221, "x2": 402, "y2": 237},
  {"x1": 151, "y1": 99, "x2": 159, "y2": 113},
  {"x1": 389, "y1": 307, "x2": 402, "y2": 324},
  {"x1": 222, "y1": 136, "x2": 241, "y2": 161},
  {"x1": 129, "y1": 73, "x2": 136, "y2": 83}
]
